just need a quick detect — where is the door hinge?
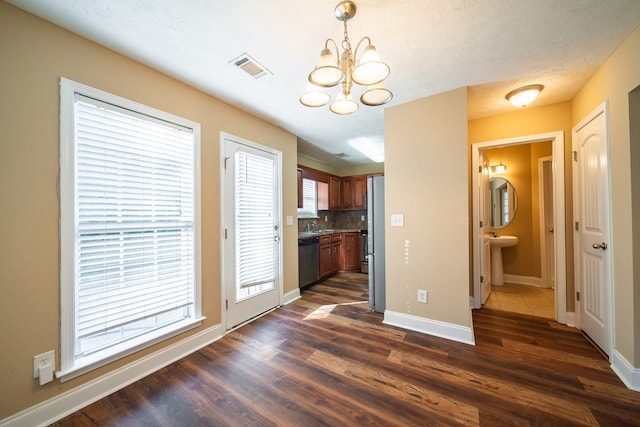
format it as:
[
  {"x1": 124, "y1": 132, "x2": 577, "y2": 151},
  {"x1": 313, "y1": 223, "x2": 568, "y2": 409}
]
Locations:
[
  {"x1": 224, "y1": 228, "x2": 228, "y2": 239},
  {"x1": 576, "y1": 292, "x2": 580, "y2": 302},
  {"x1": 480, "y1": 275, "x2": 484, "y2": 283},
  {"x1": 479, "y1": 220, "x2": 483, "y2": 228},
  {"x1": 225, "y1": 299, "x2": 228, "y2": 310},
  {"x1": 224, "y1": 156, "x2": 230, "y2": 169},
  {"x1": 575, "y1": 221, "x2": 579, "y2": 231},
  {"x1": 573, "y1": 151, "x2": 578, "y2": 162},
  {"x1": 478, "y1": 165, "x2": 482, "y2": 173}
]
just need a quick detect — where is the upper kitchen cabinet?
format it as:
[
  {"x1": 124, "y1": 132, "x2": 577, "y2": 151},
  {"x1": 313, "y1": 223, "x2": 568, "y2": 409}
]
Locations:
[
  {"x1": 341, "y1": 178, "x2": 353, "y2": 209},
  {"x1": 341, "y1": 175, "x2": 367, "y2": 210},
  {"x1": 297, "y1": 165, "x2": 370, "y2": 211},
  {"x1": 297, "y1": 168, "x2": 303, "y2": 208},
  {"x1": 329, "y1": 176, "x2": 341, "y2": 210}
]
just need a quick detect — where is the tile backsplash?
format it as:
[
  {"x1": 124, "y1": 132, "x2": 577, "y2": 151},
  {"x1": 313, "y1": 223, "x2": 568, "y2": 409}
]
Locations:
[{"x1": 299, "y1": 210, "x2": 367, "y2": 232}]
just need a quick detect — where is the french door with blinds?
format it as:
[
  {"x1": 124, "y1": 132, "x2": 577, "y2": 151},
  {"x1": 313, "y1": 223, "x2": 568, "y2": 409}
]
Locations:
[{"x1": 223, "y1": 135, "x2": 281, "y2": 329}]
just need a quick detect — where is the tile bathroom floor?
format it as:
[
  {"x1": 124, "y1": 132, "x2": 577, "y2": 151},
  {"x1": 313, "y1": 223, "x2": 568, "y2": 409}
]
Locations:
[{"x1": 484, "y1": 283, "x2": 555, "y2": 319}]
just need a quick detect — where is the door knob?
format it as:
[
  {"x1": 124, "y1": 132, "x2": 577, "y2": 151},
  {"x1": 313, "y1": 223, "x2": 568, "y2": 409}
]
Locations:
[{"x1": 592, "y1": 242, "x2": 607, "y2": 250}]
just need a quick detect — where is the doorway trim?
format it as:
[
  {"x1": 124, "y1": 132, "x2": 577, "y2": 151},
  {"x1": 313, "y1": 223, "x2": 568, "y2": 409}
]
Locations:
[
  {"x1": 539, "y1": 156, "x2": 554, "y2": 289},
  {"x1": 472, "y1": 131, "x2": 567, "y2": 324}
]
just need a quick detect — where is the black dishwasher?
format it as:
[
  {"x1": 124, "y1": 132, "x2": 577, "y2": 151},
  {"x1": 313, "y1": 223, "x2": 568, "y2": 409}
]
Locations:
[{"x1": 298, "y1": 236, "x2": 319, "y2": 287}]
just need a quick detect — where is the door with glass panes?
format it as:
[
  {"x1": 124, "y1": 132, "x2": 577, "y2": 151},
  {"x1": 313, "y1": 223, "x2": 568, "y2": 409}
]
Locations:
[{"x1": 223, "y1": 135, "x2": 281, "y2": 329}]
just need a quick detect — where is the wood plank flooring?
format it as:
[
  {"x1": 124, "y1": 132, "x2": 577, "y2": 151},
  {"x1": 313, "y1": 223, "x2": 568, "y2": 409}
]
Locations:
[{"x1": 51, "y1": 273, "x2": 640, "y2": 426}]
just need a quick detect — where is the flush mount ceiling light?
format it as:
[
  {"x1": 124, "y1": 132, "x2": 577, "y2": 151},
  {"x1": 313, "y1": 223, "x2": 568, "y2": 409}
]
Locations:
[
  {"x1": 300, "y1": 1, "x2": 392, "y2": 114},
  {"x1": 505, "y1": 84, "x2": 544, "y2": 108}
]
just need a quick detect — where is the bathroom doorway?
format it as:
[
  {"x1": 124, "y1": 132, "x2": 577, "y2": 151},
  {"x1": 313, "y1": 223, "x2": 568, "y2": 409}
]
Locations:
[{"x1": 471, "y1": 132, "x2": 567, "y2": 324}]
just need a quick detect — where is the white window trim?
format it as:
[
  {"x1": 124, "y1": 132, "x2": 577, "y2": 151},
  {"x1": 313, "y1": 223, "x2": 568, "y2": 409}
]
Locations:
[{"x1": 58, "y1": 77, "x2": 203, "y2": 382}]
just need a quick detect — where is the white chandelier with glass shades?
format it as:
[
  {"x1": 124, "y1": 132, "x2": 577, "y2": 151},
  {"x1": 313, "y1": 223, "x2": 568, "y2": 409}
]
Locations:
[{"x1": 300, "y1": 1, "x2": 392, "y2": 115}]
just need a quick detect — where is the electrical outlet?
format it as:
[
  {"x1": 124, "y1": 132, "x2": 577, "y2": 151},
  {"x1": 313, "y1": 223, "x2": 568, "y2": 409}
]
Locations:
[
  {"x1": 391, "y1": 214, "x2": 404, "y2": 227},
  {"x1": 286, "y1": 215, "x2": 293, "y2": 225},
  {"x1": 361, "y1": 215, "x2": 365, "y2": 221},
  {"x1": 33, "y1": 350, "x2": 55, "y2": 379},
  {"x1": 417, "y1": 289, "x2": 427, "y2": 304}
]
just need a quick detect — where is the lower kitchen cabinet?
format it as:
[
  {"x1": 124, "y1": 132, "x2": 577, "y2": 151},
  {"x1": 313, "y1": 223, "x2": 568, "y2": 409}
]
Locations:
[
  {"x1": 331, "y1": 234, "x2": 342, "y2": 272},
  {"x1": 341, "y1": 232, "x2": 361, "y2": 271},
  {"x1": 319, "y1": 232, "x2": 360, "y2": 279},
  {"x1": 319, "y1": 233, "x2": 342, "y2": 279}
]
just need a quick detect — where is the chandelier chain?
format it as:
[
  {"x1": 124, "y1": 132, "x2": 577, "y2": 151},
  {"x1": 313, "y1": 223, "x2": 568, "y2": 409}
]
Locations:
[{"x1": 342, "y1": 19, "x2": 352, "y2": 53}]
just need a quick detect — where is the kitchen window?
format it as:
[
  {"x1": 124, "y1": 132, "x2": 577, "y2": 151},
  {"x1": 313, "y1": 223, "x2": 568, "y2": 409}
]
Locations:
[
  {"x1": 58, "y1": 78, "x2": 203, "y2": 381},
  {"x1": 297, "y1": 178, "x2": 318, "y2": 218}
]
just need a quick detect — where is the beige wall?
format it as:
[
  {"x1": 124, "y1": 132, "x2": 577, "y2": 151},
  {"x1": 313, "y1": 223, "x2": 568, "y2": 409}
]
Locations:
[
  {"x1": 572, "y1": 26, "x2": 640, "y2": 366},
  {"x1": 297, "y1": 155, "x2": 338, "y2": 175},
  {"x1": 469, "y1": 103, "x2": 574, "y2": 309},
  {"x1": 297, "y1": 155, "x2": 384, "y2": 177},
  {"x1": 0, "y1": 3, "x2": 298, "y2": 419},
  {"x1": 385, "y1": 87, "x2": 471, "y2": 328}
]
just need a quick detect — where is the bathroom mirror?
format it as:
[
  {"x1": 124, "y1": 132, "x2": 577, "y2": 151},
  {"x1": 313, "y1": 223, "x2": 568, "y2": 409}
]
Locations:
[{"x1": 489, "y1": 177, "x2": 518, "y2": 228}]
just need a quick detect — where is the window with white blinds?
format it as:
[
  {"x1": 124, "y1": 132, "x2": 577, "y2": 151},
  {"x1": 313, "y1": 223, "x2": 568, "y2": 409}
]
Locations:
[
  {"x1": 59, "y1": 78, "x2": 202, "y2": 378},
  {"x1": 297, "y1": 178, "x2": 317, "y2": 218},
  {"x1": 234, "y1": 150, "x2": 275, "y2": 300}
]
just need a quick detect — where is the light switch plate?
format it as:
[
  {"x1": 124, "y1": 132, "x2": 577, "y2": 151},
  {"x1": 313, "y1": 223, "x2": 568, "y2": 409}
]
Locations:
[{"x1": 391, "y1": 214, "x2": 404, "y2": 227}]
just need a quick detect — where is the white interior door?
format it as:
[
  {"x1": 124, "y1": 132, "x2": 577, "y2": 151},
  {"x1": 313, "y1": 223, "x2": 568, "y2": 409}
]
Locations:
[
  {"x1": 573, "y1": 102, "x2": 612, "y2": 355},
  {"x1": 223, "y1": 135, "x2": 281, "y2": 329}
]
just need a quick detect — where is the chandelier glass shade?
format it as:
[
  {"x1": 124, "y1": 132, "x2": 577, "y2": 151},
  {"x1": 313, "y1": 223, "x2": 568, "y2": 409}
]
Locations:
[{"x1": 300, "y1": 1, "x2": 392, "y2": 114}]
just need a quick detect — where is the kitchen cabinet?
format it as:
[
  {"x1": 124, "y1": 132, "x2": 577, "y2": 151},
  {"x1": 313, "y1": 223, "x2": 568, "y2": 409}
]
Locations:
[
  {"x1": 319, "y1": 235, "x2": 333, "y2": 279},
  {"x1": 340, "y1": 232, "x2": 361, "y2": 271},
  {"x1": 341, "y1": 178, "x2": 353, "y2": 209},
  {"x1": 329, "y1": 176, "x2": 341, "y2": 210},
  {"x1": 319, "y1": 233, "x2": 342, "y2": 278},
  {"x1": 352, "y1": 176, "x2": 366, "y2": 209},
  {"x1": 317, "y1": 181, "x2": 328, "y2": 211},
  {"x1": 297, "y1": 165, "x2": 370, "y2": 212},
  {"x1": 331, "y1": 233, "x2": 342, "y2": 272},
  {"x1": 341, "y1": 176, "x2": 366, "y2": 210},
  {"x1": 297, "y1": 168, "x2": 303, "y2": 208}
]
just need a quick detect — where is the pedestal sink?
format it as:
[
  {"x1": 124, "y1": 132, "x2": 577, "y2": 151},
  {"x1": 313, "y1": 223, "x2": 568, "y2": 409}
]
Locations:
[{"x1": 490, "y1": 236, "x2": 518, "y2": 286}]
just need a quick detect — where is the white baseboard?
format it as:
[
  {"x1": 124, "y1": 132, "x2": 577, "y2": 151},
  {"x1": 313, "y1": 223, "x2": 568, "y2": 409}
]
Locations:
[
  {"x1": 283, "y1": 287, "x2": 301, "y2": 305},
  {"x1": 383, "y1": 310, "x2": 475, "y2": 346},
  {"x1": 1, "y1": 323, "x2": 225, "y2": 427},
  {"x1": 611, "y1": 350, "x2": 640, "y2": 392},
  {"x1": 503, "y1": 274, "x2": 543, "y2": 287},
  {"x1": 565, "y1": 311, "x2": 575, "y2": 327}
]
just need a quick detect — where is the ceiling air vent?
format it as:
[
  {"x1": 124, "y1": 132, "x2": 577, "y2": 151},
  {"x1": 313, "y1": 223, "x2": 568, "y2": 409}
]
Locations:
[
  {"x1": 230, "y1": 53, "x2": 272, "y2": 80},
  {"x1": 334, "y1": 153, "x2": 349, "y2": 158}
]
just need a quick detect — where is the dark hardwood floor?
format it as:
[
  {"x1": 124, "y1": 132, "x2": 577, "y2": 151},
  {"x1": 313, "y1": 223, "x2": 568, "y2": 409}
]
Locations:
[{"x1": 52, "y1": 272, "x2": 640, "y2": 426}]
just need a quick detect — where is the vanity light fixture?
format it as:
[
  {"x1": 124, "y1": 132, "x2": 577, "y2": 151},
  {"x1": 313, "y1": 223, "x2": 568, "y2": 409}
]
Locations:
[
  {"x1": 505, "y1": 84, "x2": 544, "y2": 107},
  {"x1": 300, "y1": 1, "x2": 393, "y2": 114},
  {"x1": 489, "y1": 162, "x2": 507, "y2": 174}
]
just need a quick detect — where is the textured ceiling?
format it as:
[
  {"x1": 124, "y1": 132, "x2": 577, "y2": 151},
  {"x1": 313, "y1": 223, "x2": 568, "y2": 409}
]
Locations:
[{"x1": 9, "y1": 0, "x2": 640, "y2": 166}]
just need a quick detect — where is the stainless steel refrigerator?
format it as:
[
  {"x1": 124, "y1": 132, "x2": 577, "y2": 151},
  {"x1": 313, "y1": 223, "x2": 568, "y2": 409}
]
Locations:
[{"x1": 367, "y1": 175, "x2": 385, "y2": 313}]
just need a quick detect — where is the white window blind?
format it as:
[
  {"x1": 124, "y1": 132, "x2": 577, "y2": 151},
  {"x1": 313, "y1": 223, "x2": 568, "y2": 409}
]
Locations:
[
  {"x1": 297, "y1": 178, "x2": 317, "y2": 218},
  {"x1": 235, "y1": 151, "x2": 275, "y2": 300},
  {"x1": 59, "y1": 78, "x2": 201, "y2": 379}
]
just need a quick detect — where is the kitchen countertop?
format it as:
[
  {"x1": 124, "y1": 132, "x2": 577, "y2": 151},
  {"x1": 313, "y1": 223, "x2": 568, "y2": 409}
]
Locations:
[{"x1": 298, "y1": 229, "x2": 363, "y2": 239}]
